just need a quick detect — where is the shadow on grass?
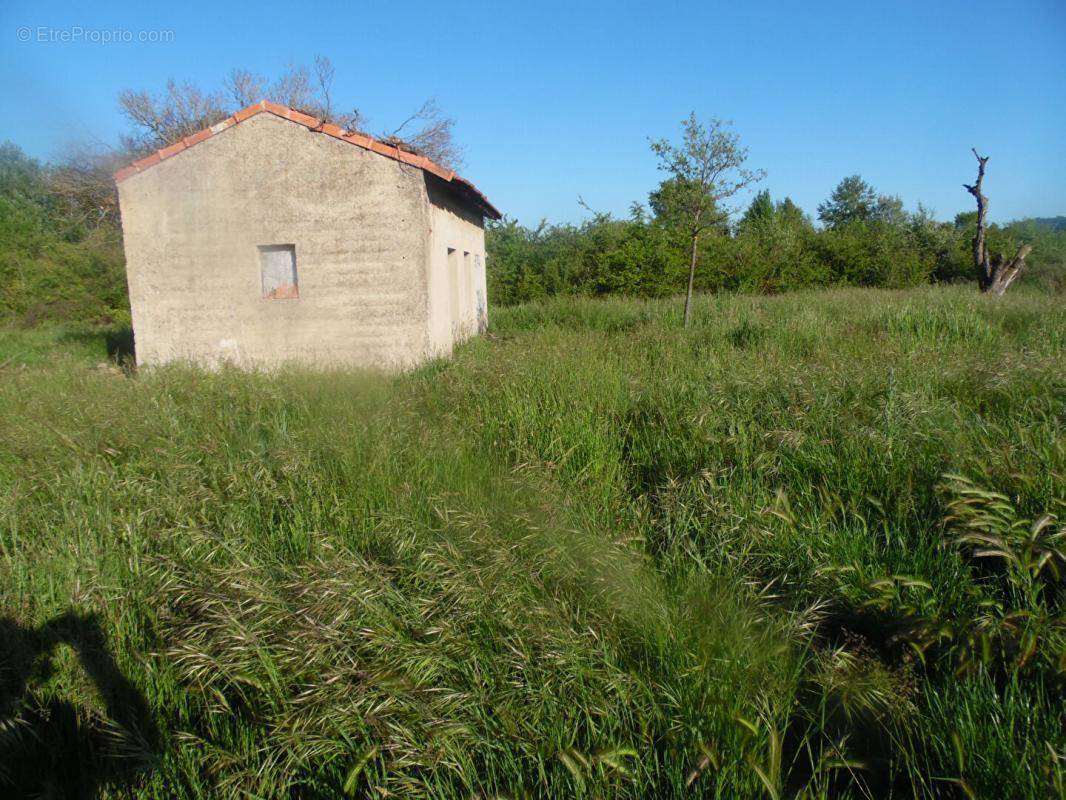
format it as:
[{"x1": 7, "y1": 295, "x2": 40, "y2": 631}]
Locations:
[
  {"x1": 104, "y1": 327, "x2": 135, "y2": 364},
  {"x1": 56, "y1": 326, "x2": 136, "y2": 368},
  {"x1": 0, "y1": 611, "x2": 158, "y2": 798}
]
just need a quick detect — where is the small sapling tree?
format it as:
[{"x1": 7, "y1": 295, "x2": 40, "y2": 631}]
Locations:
[{"x1": 650, "y1": 114, "x2": 763, "y2": 327}]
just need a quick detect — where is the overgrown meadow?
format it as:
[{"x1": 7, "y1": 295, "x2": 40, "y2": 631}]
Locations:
[{"x1": 1, "y1": 286, "x2": 1063, "y2": 798}]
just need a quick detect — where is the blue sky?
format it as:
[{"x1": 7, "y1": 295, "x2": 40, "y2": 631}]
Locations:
[{"x1": 2, "y1": 0, "x2": 1063, "y2": 225}]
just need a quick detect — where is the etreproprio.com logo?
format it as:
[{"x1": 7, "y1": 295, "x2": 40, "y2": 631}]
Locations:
[{"x1": 16, "y1": 26, "x2": 175, "y2": 44}]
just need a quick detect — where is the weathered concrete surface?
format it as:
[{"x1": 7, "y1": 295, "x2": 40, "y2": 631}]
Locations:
[
  {"x1": 425, "y1": 178, "x2": 487, "y2": 356},
  {"x1": 118, "y1": 113, "x2": 488, "y2": 369}
]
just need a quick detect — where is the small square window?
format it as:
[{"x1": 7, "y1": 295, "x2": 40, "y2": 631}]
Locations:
[{"x1": 259, "y1": 244, "x2": 298, "y2": 299}]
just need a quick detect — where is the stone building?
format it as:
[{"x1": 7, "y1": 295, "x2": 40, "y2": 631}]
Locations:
[{"x1": 115, "y1": 100, "x2": 500, "y2": 368}]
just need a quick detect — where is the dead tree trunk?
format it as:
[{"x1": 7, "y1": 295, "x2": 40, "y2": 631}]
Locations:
[{"x1": 963, "y1": 149, "x2": 1031, "y2": 296}]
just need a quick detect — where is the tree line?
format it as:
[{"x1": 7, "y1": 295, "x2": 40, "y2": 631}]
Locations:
[
  {"x1": 487, "y1": 176, "x2": 1065, "y2": 307},
  {"x1": 488, "y1": 117, "x2": 1064, "y2": 308},
  {"x1": 486, "y1": 193, "x2": 1066, "y2": 309}
]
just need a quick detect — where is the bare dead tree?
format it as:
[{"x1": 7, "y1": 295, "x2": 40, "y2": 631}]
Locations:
[
  {"x1": 118, "y1": 81, "x2": 229, "y2": 154},
  {"x1": 226, "y1": 69, "x2": 268, "y2": 109},
  {"x1": 313, "y1": 56, "x2": 335, "y2": 122},
  {"x1": 963, "y1": 149, "x2": 1031, "y2": 296},
  {"x1": 310, "y1": 57, "x2": 366, "y2": 133},
  {"x1": 47, "y1": 142, "x2": 128, "y2": 234},
  {"x1": 225, "y1": 58, "x2": 364, "y2": 132},
  {"x1": 383, "y1": 98, "x2": 463, "y2": 170},
  {"x1": 122, "y1": 59, "x2": 456, "y2": 168}
]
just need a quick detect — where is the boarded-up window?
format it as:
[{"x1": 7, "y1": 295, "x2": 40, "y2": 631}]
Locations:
[{"x1": 259, "y1": 244, "x2": 298, "y2": 299}]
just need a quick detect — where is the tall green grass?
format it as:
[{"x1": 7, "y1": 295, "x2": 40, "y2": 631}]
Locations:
[{"x1": 1, "y1": 286, "x2": 1063, "y2": 798}]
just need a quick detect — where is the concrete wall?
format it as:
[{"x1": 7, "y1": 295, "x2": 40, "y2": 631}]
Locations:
[
  {"x1": 424, "y1": 179, "x2": 488, "y2": 356},
  {"x1": 118, "y1": 113, "x2": 435, "y2": 369}
]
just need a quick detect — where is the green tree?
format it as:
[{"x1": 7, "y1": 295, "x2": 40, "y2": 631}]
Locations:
[
  {"x1": 738, "y1": 190, "x2": 775, "y2": 234},
  {"x1": 775, "y1": 197, "x2": 812, "y2": 232},
  {"x1": 817, "y1": 219, "x2": 934, "y2": 288},
  {"x1": 734, "y1": 190, "x2": 826, "y2": 292},
  {"x1": 650, "y1": 114, "x2": 763, "y2": 327},
  {"x1": 817, "y1": 175, "x2": 877, "y2": 229},
  {"x1": 647, "y1": 178, "x2": 729, "y2": 235},
  {"x1": 873, "y1": 194, "x2": 907, "y2": 226},
  {"x1": 0, "y1": 143, "x2": 127, "y2": 326}
]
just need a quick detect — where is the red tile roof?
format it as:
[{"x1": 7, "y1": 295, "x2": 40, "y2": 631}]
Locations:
[{"x1": 113, "y1": 100, "x2": 501, "y2": 219}]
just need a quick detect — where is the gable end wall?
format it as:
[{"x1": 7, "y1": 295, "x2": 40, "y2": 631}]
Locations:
[{"x1": 117, "y1": 113, "x2": 432, "y2": 368}]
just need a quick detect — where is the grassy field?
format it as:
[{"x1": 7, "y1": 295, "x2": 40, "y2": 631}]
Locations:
[{"x1": 1, "y1": 286, "x2": 1063, "y2": 798}]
